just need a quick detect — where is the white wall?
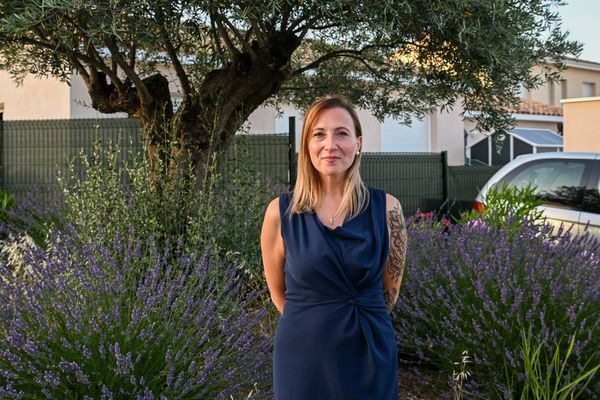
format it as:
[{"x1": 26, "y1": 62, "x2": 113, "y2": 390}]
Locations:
[
  {"x1": 0, "y1": 70, "x2": 70, "y2": 119},
  {"x1": 69, "y1": 72, "x2": 128, "y2": 119},
  {"x1": 431, "y1": 106, "x2": 465, "y2": 165},
  {"x1": 380, "y1": 115, "x2": 429, "y2": 152}
]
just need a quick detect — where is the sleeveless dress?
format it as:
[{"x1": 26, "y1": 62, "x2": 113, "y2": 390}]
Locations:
[{"x1": 274, "y1": 186, "x2": 398, "y2": 399}]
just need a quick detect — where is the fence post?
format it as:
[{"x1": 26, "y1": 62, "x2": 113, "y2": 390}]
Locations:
[
  {"x1": 441, "y1": 150, "x2": 449, "y2": 211},
  {"x1": 288, "y1": 116, "x2": 296, "y2": 188}
]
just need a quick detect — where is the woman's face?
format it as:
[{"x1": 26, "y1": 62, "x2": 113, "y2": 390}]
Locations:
[{"x1": 307, "y1": 107, "x2": 362, "y2": 179}]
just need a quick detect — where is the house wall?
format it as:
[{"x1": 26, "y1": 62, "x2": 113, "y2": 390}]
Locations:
[
  {"x1": 431, "y1": 106, "x2": 465, "y2": 165},
  {"x1": 69, "y1": 72, "x2": 128, "y2": 119},
  {"x1": 245, "y1": 106, "x2": 278, "y2": 133},
  {"x1": 526, "y1": 60, "x2": 600, "y2": 106},
  {"x1": 562, "y1": 97, "x2": 600, "y2": 152},
  {"x1": 356, "y1": 109, "x2": 381, "y2": 153},
  {"x1": 0, "y1": 70, "x2": 70, "y2": 119},
  {"x1": 514, "y1": 120, "x2": 560, "y2": 131}
]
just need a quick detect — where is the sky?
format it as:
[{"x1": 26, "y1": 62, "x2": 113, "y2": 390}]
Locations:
[{"x1": 559, "y1": 0, "x2": 600, "y2": 62}]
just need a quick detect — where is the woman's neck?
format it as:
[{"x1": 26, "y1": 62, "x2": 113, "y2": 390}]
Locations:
[{"x1": 319, "y1": 175, "x2": 345, "y2": 199}]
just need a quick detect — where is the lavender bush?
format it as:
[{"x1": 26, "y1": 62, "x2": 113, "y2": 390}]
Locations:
[
  {"x1": 393, "y1": 216, "x2": 600, "y2": 398},
  {"x1": 0, "y1": 185, "x2": 61, "y2": 246},
  {"x1": 0, "y1": 226, "x2": 271, "y2": 399},
  {"x1": 59, "y1": 139, "x2": 282, "y2": 298}
]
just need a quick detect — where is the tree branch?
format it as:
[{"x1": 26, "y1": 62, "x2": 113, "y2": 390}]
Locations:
[
  {"x1": 296, "y1": 15, "x2": 321, "y2": 41},
  {"x1": 103, "y1": 36, "x2": 152, "y2": 105},
  {"x1": 129, "y1": 41, "x2": 137, "y2": 70},
  {"x1": 18, "y1": 33, "x2": 125, "y2": 94},
  {"x1": 209, "y1": 18, "x2": 226, "y2": 58},
  {"x1": 156, "y1": 8, "x2": 191, "y2": 98},
  {"x1": 294, "y1": 49, "x2": 363, "y2": 75},
  {"x1": 78, "y1": 32, "x2": 125, "y2": 94},
  {"x1": 280, "y1": 7, "x2": 291, "y2": 31},
  {"x1": 293, "y1": 41, "x2": 411, "y2": 75},
  {"x1": 213, "y1": 15, "x2": 241, "y2": 57},
  {"x1": 221, "y1": 15, "x2": 257, "y2": 59},
  {"x1": 248, "y1": 15, "x2": 267, "y2": 48}
]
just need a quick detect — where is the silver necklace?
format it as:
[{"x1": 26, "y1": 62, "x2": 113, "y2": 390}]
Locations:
[{"x1": 325, "y1": 209, "x2": 342, "y2": 226}]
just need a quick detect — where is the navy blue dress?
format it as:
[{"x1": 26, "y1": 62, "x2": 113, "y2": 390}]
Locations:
[{"x1": 274, "y1": 186, "x2": 398, "y2": 399}]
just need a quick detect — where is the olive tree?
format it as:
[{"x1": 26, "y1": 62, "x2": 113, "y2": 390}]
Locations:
[{"x1": 0, "y1": 0, "x2": 581, "y2": 180}]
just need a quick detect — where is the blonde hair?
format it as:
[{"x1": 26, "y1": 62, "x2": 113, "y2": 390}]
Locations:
[{"x1": 287, "y1": 95, "x2": 369, "y2": 220}]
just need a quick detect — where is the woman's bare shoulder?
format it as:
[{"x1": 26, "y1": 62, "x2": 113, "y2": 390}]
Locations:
[
  {"x1": 264, "y1": 196, "x2": 281, "y2": 221},
  {"x1": 384, "y1": 193, "x2": 401, "y2": 212}
]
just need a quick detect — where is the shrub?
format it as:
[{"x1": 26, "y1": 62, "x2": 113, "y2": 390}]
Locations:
[
  {"x1": 58, "y1": 137, "x2": 283, "y2": 298},
  {"x1": 393, "y1": 216, "x2": 600, "y2": 398},
  {"x1": 0, "y1": 226, "x2": 271, "y2": 399},
  {"x1": 502, "y1": 329, "x2": 600, "y2": 400},
  {"x1": 0, "y1": 186, "x2": 60, "y2": 246},
  {"x1": 460, "y1": 184, "x2": 544, "y2": 240}
]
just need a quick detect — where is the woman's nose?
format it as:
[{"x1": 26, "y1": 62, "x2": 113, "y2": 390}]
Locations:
[{"x1": 324, "y1": 134, "x2": 337, "y2": 150}]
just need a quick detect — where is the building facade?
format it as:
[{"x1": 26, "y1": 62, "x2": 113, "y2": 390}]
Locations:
[{"x1": 2, "y1": 57, "x2": 599, "y2": 166}]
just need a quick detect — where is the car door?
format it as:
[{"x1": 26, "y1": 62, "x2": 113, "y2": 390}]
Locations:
[
  {"x1": 496, "y1": 158, "x2": 593, "y2": 237},
  {"x1": 577, "y1": 159, "x2": 600, "y2": 240}
]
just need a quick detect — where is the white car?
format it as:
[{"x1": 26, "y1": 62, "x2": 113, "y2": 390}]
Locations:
[{"x1": 474, "y1": 152, "x2": 600, "y2": 239}]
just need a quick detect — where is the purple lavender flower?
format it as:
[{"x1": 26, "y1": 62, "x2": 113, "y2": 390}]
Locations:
[
  {"x1": 0, "y1": 226, "x2": 271, "y2": 398},
  {"x1": 393, "y1": 214, "x2": 600, "y2": 397}
]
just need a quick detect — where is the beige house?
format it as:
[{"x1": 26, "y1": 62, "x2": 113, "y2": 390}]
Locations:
[
  {"x1": 0, "y1": 68, "x2": 467, "y2": 165},
  {"x1": 526, "y1": 58, "x2": 600, "y2": 106},
  {"x1": 2, "y1": 56, "x2": 599, "y2": 166},
  {"x1": 562, "y1": 96, "x2": 600, "y2": 152},
  {"x1": 464, "y1": 58, "x2": 600, "y2": 165}
]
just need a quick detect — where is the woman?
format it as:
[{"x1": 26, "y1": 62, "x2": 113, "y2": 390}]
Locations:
[{"x1": 260, "y1": 95, "x2": 407, "y2": 399}]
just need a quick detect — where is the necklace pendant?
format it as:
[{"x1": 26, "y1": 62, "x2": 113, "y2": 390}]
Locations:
[{"x1": 328, "y1": 217, "x2": 334, "y2": 225}]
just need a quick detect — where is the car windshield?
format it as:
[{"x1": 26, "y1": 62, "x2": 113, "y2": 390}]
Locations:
[{"x1": 500, "y1": 160, "x2": 587, "y2": 208}]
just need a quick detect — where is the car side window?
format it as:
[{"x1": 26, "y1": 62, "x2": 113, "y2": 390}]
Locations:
[
  {"x1": 500, "y1": 160, "x2": 587, "y2": 209},
  {"x1": 581, "y1": 162, "x2": 600, "y2": 213}
]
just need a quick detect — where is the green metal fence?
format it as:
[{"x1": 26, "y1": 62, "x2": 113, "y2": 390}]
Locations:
[
  {"x1": 220, "y1": 133, "x2": 289, "y2": 184},
  {"x1": 447, "y1": 165, "x2": 503, "y2": 213},
  {"x1": 360, "y1": 153, "x2": 444, "y2": 215},
  {"x1": 0, "y1": 118, "x2": 501, "y2": 217},
  {"x1": 1, "y1": 119, "x2": 143, "y2": 199}
]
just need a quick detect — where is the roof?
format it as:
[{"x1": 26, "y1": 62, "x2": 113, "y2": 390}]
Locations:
[
  {"x1": 467, "y1": 128, "x2": 563, "y2": 149},
  {"x1": 511, "y1": 128, "x2": 563, "y2": 147},
  {"x1": 565, "y1": 57, "x2": 600, "y2": 72},
  {"x1": 508, "y1": 99, "x2": 563, "y2": 116}
]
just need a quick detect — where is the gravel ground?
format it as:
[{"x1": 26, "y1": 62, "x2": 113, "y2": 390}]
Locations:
[{"x1": 399, "y1": 365, "x2": 452, "y2": 400}]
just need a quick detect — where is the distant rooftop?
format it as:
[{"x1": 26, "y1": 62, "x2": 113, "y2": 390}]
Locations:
[
  {"x1": 467, "y1": 127, "x2": 563, "y2": 149},
  {"x1": 508, "y1": 99, "x2": 563, "y2": 117},
  {"x1": 565, "y1": 57, "x2": 600, "y2": 71},
  {"x1": 511, "y1": 128, "x2": 563, "y2": 147}
]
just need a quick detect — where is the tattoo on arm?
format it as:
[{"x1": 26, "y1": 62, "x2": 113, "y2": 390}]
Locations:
[
  {"x1": 386, "y1": 202, "x2": 407, "y2": 281},
  {"x1": 384, "y1": 287, "x2": 399, "y2": 312}
]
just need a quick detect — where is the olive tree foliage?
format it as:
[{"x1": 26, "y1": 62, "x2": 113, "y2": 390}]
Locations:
[{"x1": 0, "y1": 0, "x2": 580, "y2": 179}]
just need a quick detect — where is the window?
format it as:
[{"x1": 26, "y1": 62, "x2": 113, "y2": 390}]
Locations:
[
  {"x1": 583, "y1": 82, "x2": 596, "y2": 97},
  {"x1": 560, "y1": 79, "x2": 568, "y2": 100},
  {"x1": 518, "y1": 82, "x2": 528, "y2": 98},
  {"x1": 581, "y1": 161, "x2": 600, "y2": 213},
  {"x1": 500, "y1": 160, "x2": 587, "y2": 209}
]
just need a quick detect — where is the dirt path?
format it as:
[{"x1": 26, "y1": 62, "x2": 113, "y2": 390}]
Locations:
[{"x1": 399, "y1": 366, "x2": 452, "y2": 400}]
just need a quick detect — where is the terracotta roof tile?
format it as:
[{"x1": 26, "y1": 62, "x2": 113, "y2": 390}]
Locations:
[{"x1": 508, "y1": 99, "x2": 563, "y2": 116}]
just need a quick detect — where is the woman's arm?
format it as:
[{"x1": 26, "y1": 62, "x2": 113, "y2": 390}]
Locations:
[
  {"x1": 260, "y1": 197, "x2": 287, "y2": 313},
  {"x1": 383, "y1": 194, "x2": 408, "y2": 312}
]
